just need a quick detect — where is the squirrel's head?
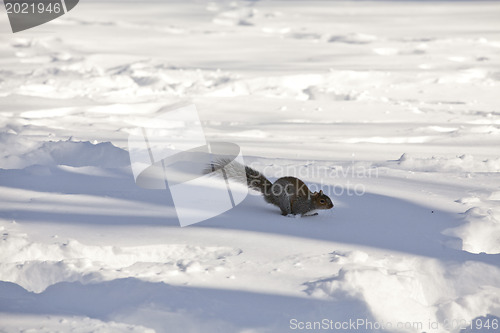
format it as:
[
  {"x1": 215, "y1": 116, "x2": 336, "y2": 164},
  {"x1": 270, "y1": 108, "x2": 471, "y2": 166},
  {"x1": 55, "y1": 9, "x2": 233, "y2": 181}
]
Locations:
[{"x1": 311, "y1": 190, "x2": 334, "y2": 210}]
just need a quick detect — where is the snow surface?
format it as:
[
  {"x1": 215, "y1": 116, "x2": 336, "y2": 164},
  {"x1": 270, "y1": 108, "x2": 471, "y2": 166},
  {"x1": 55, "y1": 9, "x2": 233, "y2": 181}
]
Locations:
[{"x1": 1, "y1": 0, "x2": 500, "y2": 332}]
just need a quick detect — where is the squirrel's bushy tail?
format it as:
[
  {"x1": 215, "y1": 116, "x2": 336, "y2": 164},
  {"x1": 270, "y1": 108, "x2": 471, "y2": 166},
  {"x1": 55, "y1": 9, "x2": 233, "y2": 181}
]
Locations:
[
  {"x1": 243, "y1": 165, "x2": 275, "y2": 204},
  {"x1": 206, "y1": 158, "x2": 275, "y2": 204}
]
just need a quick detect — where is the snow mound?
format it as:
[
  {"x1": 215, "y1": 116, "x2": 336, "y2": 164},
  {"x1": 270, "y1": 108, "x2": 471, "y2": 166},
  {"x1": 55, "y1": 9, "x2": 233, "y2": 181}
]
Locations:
[
  {"x1": 329, "y1": 33, "x2": 378, "y2": 44},
  {"x1": 0, "y1": 314, "x2": 154, "y2": 333},
  {"x1": 304, "y1": 251, "x2": 500, "y2": 332},
  {"x1": 0, "y1": 139, "x2": 130, "y2": 169},
  {"x1": 208, "y1": 71, "x2": 381, "y2": 101},
  {"x1": 444, "y1": 206, "x2": 500, "y2": 255},
  {"x1": 1, "y1": 52, "x2": 237, "y2": 100},
  {"x1": 397, "y1": 154, "x2": 500, "y2": 173},
  {"x1": 213, "y1": 7, "x2": 256, "y2": 26},
  {"x1": 0, "y1": 230, "x2": 242, "y2": 293}
]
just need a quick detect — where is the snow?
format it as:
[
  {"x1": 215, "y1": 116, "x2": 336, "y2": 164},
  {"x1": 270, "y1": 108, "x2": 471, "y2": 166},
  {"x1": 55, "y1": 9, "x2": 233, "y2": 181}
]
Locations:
[{"x1": 1, "y1": 0, "x2": 500, "y2": 332}]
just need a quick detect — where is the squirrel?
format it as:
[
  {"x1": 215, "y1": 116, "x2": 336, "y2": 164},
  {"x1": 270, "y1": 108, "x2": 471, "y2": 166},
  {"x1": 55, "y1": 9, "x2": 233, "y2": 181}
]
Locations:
[{"x1": 207, "y1": 159, "x2": 334, "y2": 216}]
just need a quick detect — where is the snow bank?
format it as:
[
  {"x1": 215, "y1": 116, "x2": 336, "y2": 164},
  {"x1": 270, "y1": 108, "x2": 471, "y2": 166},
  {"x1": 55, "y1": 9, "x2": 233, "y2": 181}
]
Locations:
[
  {"x1": 0, "y1": 314, "x2": 154, "y2": 333},
  {"x1": 444, "y1": 205, "x2": 500, "y2": 255},
  {"x1": 305, "y1": 250, "x2": 500, "y2": 332},
  {"x1": 396, "y1": 154, "x2": 500, "y2": 173},
  {"x1": 0, "y1": 138, "x2": 129, "y2": 169},
  {"x1": 0, "y1": 229, "x2": 241, "y2": 293}
]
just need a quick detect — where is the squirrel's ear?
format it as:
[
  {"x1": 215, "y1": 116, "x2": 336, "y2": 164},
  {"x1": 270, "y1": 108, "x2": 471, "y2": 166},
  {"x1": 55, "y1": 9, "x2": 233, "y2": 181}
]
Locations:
[
  {"x1": 319, "y1": 190, "x2": 324, "y2": 195},
  {"x1": 312, "y1": 191, "x2": 318, "y2": 196}
]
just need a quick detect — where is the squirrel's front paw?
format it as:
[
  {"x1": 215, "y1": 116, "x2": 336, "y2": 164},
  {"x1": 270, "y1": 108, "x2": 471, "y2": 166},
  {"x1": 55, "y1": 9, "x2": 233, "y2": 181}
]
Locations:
[
  {"x1": 282, "y1": 213, "x2": 301, "y2": 218},
  {"x1": 302, "y1": 212, "x2": 319, "y2": 217}
]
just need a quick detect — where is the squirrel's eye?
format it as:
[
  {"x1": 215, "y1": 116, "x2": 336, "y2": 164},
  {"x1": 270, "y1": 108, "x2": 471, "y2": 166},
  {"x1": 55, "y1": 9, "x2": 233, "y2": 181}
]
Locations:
[{"x1": 320, "y1": 199, "x2": 325, "y2": 204}]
